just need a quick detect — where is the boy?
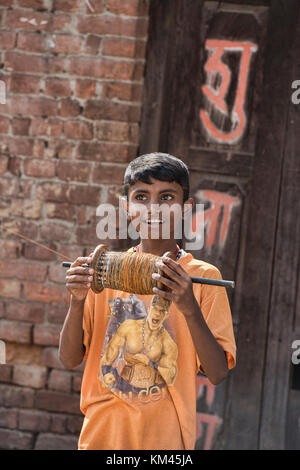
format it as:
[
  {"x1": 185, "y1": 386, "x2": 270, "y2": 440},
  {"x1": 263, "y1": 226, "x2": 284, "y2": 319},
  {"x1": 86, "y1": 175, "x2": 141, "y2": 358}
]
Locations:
[{"x1": 59, "y1": 153, "x2": 236, "y2": 450}]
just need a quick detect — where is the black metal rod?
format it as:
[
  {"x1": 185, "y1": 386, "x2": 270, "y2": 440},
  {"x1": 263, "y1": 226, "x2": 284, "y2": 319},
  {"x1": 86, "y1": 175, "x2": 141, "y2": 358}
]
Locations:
[{"x1": 62, "y1": 262, "x2": 235, "y2": 288}]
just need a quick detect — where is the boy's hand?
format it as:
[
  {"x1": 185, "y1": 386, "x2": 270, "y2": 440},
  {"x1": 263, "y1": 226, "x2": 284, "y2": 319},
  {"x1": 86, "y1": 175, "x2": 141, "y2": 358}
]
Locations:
[
  {"x1": 152, "y1": 257, "x2": 198, "y2": 317},
  {"x1": 66, "y1": 256, "x2": 94, "y2": 301}
]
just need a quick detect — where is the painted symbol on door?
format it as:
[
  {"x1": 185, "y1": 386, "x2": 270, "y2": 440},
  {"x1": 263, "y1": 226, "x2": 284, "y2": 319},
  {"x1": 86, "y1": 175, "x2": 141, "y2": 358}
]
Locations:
[{"x1": 200, "y1": 40, "x2": 258, "y2": 144}]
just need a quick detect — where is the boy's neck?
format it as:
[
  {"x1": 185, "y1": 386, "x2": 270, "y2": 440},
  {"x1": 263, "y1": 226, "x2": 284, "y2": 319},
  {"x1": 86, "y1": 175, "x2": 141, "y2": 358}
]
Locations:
[{"x1": 137, "y1": 239, "x2": 179, "y2": 257}]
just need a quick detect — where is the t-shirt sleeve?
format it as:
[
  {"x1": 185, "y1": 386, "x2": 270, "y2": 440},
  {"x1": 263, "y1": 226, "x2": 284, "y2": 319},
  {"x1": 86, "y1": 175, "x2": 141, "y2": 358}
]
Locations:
[
  {"x1": 195, "y1": 266, "x2": 236, "y2": 374},
  {"x1": 82, "y1": 289, "x2": 95, "y2": 360}
]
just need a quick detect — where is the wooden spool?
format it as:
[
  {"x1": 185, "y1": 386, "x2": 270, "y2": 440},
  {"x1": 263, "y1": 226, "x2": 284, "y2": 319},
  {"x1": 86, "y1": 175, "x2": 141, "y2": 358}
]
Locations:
[{"x1": 90, "y1": 244, "x2": 177, "y2": 295}]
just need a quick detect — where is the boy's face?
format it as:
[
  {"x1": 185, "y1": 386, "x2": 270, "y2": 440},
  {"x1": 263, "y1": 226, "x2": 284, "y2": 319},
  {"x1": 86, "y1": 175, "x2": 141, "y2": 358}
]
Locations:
[{"x1": 125, "y1": 177, "x2": 193, "y2": 240}]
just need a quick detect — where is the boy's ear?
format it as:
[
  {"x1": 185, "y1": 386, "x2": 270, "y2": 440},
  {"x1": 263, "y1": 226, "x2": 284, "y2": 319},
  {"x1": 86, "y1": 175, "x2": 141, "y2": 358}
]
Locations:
[{"x1": 183, "y1": 198, "x2": 195, "y2": 219}]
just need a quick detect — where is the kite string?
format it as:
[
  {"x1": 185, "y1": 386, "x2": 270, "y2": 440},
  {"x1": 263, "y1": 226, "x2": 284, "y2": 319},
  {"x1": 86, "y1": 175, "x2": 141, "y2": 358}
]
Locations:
[{"x1": 1, "y1": 226, "x2": 74, "y2": 262}]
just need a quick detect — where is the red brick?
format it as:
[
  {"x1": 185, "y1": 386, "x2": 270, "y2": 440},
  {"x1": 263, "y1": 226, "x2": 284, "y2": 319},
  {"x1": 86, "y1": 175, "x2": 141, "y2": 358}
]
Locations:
[
  {"x1": 83, "y1": 99, "x2": 141, "y2": 122},
  {"x1": 9, "y1": 199, "x2": 42, "y2": 219},
  {"x1": 51, "y1": 34, "x2": 83, "y2": 54},
  {"x1": 2, "y1": 219, "x2": 38, "y2": 241},
  {"x1": 67, "y1": 414, "x2": 84, "y2": 434},
  {"x1": 92, "y1": 163, "x2": 125, "y2": 185},
  {"x1": 36, "y1": 182, "x2": 68, "y2": 202},
  {"x1": 48, "y1": 265, "x2": 67, "y2": 285},
  {"x1": 0, "y1": 155, "x2": 8, "y2": 174},
  {"x1": 0, "y1": 199, "x2": 12, "y2": 217},
  {"x1": 33, "y1": 324, "x2": 61, "y2": 346},
  {"x1": 50, "y1": 413, "x2": 67, "y2": 433},
  {"x1": 72, "y1": 373, "x2": 82, "y2": 393},
  {"x1": 77, "y1": 14, "x2": 148, "y2": 38},
  {"x1": 34, "y1": 433, "x2": 77, "y2": 450},
  {"x1": 106, "y1": 0, "x2": 149, "y2": 17},
  {"x1": 96, "y1": 120, "x2": 139, "y2": 143},
  {"x1": 23, "y1": 282, "x2": 68, "y2": 303},
  {"x1": 6, "y1": 10, "x2": 71, "y2": 33},
  {"x1": 0, "y1": 31, "x2": 16, "y2": 49},
  {"x1": 49, "y1": 14, "x2": 72, "y2": 33},
  {"x1": 7, "y1": 96, "x2": 58, "y2": 117},
  {"x1": 0, "y1": 428, "x2": 34, "y2": 450},
  {"x1": 45, "y1": 78, "x2": 71, "y2": 97},
  {"x1": 11, "y1": 117, "x2": 30, "y2": 136},
  {"x1": 47, "y1": 303, "x2": 68, "y2": 324},
  {"x1": 19, "y1": 409, "x2": 51, "y2": 432},
  {"x1": 77, "y1": 141, "x2": 137, "y2": 163},
  {"x1": 12, "y1": 364, "x2": 47, "y2": 388},
  {"x1": 68, "y1": 185, "x2": 102, "y2": 206},
  {"x1": 17, "y1": 31, "x2": 47, "y2": 53},
  {"x1": 30, "y1": 117, "x2": 63, "y2": 138},
  {"x1": 0, "y1": 384, "x2": 35, "y2": 408},
  {"x1": 24, "y1": 158, "x2": 56, "y2": 178},
  {"x1": 10, "y1": 73, "x2": 40, "y2": 94},
  {"x1": 35, "y1": 390, "x2": 81, "y2": 415},
  {"x1": 42, "y1": 347, "x2": 63, "y2": 369},
  {"x1": 85, "y1": 35, "x2": 101, "y2": 55},
  {"x1": 0, "y1": 280, "x2": 21, "y2": 299},
  {"x1": 45, "y1": 202, "x2": 75, "y2": 221},
  {"x1": 85, "y1": 0, "x2": 104, "y2": 14},
  {"x1": 17, "y1": 0, "x2": 49, "y2": 9},
  {"x1": 7, "y1": 157, "x2": 22, "y2": 176},
  {"x1": 0, "y1": 364, "x2": 13, "y2": 383},
  {"x1": 75, "y1": 79, "x2": 97, "y2": 99},
  {"x1": 59, "y1": 98, "x2": 81, "y2": 118},
  {"x1": 6, "y1": 301, "x2": 44, "y2": 323},
  {"x1": 48, "y1": 369, "x2": 72, "y2": 392},
  {"x1": 0, "y1": 240, "x2": 22, "y2": 259},
  {"x1": 5, "y1": 343, "x2": 44, "y2": 366},
  {"x1": 53, "y1": 0, "x2": 84, "y2": 12},
  {"x1": 102, "y1": 37, "x2": 146, "y2": 59},
  {"x1": 0, "y1": 320, "x2": 31, "y2": 343},
  {"x1": 23, "y1": 242, "x2": 56, "y2": 262},
  {"x1": 5, "y1": 51, "x2": 47, "y2": 74},
  {"x1": 0, "y1": 408, "x2": 17, "y2": 429},
  {"x1": 57, "y1": 160, "x2": 91, "y2": 182},
  {"x1": 0, "y1": 260, "x2": 47, "y2": 281},
  {"x1": 36, "y1": 181, "x2": 101, "y2": 206},
  {"x1": 40, "y1": 221, "x2": 72, "y2": 242},
  {"x1": 63, "y1": 120, "x2": 93, "y2": 141},
  {"x1": 0, "y1": 177, "x2": 21, "y2": 197},
  {"x1": 47, "y1": 56, "x2": 66, "y2": 74},
  {"x1": 68, "y1": 57, "x2": 139, "y2": 81},
  {"x1": 0, "y1": 135, "x2": 33, "y2": 157},
  {"x1": 45, "y1": 140, "x2": 75, "y2": 159},
  {"x1": 0, "y1": 116, "x2": 10, "y2": 134},
  {"x1": 103, "y1": 81, "x2": 143, "y2": 102}
]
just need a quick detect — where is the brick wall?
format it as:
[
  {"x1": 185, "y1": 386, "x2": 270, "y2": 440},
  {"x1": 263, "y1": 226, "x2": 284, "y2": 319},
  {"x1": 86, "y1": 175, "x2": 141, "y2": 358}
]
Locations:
[{"x1": 0, "y1": 0, "x2": 149, "y2": 450}]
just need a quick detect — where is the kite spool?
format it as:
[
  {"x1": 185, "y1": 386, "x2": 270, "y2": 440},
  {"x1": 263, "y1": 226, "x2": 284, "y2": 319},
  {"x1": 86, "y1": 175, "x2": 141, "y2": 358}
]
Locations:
[
  {"x1": 90, "y1": 244, "x2": 174, "y2": 295},
  {"x1": 62, "y1": 244, "x2": 235, "y2": 293}
]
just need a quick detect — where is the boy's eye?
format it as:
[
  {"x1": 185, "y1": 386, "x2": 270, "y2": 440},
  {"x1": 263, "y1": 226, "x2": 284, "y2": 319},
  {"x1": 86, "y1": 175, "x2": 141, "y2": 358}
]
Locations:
[
  {"x1": 161, "y1": 194, "x2": 174, "y2": 200},
  {"x1": 135, "y1": 194, "x2": 147, "y2": 201}
]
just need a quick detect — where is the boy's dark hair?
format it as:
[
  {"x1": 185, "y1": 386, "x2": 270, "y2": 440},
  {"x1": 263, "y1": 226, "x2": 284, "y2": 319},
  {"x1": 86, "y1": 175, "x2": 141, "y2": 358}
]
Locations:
[{"x1": 123, "y1": 153, "x2": 190, "y2": 202}]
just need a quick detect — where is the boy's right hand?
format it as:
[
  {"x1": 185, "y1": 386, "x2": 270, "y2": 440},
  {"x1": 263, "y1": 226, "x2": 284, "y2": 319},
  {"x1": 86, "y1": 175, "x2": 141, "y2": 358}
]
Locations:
[{"x1": 65, "y1": 256, "x2": 94, "y2": 301}]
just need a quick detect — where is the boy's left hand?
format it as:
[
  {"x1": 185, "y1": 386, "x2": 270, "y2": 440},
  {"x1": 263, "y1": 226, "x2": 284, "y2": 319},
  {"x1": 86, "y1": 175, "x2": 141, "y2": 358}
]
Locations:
[{"x1": 152, "y1": 257, "x2": 198, "y2": 318}]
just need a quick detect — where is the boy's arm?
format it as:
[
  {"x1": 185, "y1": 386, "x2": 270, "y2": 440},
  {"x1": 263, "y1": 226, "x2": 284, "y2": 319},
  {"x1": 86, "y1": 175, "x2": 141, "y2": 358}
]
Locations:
[
  {"x1": 152, "y1": 256, "x2": 229, "y2": 385},
  {"x1": 59, "y1": 256, "x2": 94, "y2": 369}
]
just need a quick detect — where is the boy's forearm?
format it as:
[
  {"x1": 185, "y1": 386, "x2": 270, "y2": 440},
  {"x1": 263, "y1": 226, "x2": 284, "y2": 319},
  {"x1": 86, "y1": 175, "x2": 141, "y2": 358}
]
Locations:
[
  {"x1": 184, "y1": 300, "x2": 228, "y2": 385},
  {"x1": 59, "y1": 295, "x2": 86, "y2": 369}
]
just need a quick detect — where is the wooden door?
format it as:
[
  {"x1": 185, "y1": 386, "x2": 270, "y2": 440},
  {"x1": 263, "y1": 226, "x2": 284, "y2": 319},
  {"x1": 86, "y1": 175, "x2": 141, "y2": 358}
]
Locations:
[{"x1": 139, "y1": 0, "x2": 300, "y2": 449}]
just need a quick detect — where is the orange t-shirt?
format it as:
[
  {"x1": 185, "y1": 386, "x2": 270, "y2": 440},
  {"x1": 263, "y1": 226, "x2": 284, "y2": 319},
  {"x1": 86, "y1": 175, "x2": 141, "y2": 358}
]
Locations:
[{"x1": 78, "y1": 248, "x2": 236, "y2": 450}]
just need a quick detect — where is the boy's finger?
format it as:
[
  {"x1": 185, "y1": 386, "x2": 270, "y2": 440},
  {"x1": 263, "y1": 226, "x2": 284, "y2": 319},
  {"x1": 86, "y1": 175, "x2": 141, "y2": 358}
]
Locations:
[
  {"x1": 153, "y1": 286, "x2": 173, "y2": 300},
  {"x1": 161, "y1": 256, "x2": 188, "y2": 277},
  {"x1": 155, "y1": 260, "x2": 182, "y2": 285},
  {"x1": 152, "y1": 273, "x2": 178, "y2": 292},
  {"x1": 71, "y1": 257, "x2": 92, "y2": 268}
]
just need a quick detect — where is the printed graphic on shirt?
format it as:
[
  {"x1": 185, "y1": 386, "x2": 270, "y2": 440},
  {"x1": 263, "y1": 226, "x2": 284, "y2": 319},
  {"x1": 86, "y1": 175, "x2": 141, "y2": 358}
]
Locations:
[{"x1": 98, "y1": 294, "x2": 178, "y2": 404}]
